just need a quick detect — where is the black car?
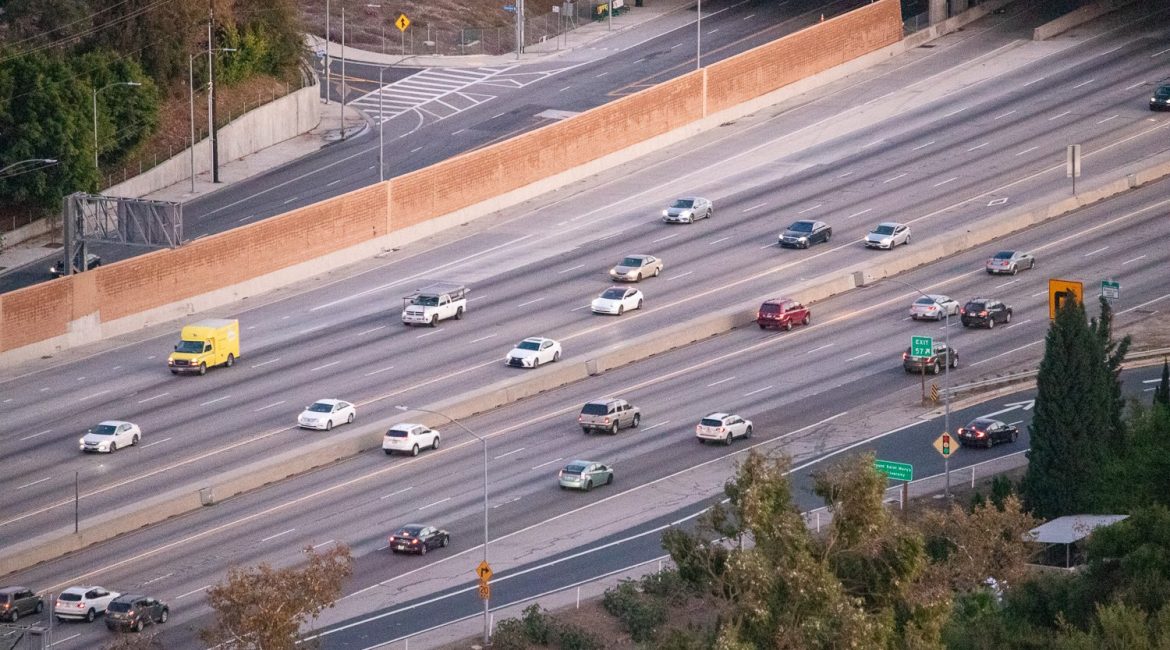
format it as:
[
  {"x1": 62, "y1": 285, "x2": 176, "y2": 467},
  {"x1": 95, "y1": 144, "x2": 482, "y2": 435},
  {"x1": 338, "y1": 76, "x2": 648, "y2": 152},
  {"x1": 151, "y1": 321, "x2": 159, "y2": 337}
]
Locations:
[
  {"x1": 902, "y1": 343, "x2": 958, "y2": 374},
  {"x1": 388, "y1": 524, "x2": 450, "y2": 555},
  {"x1": 49, "y1": 253, "x2": 102, "y2": 278},
  {"x1": 104, "y1": 594, "x2": 168, "y2": 632},
  {"x1": 0, "y1": 586, "x2": 43, "y2": 622},
  {"x1": 1151, "y1": 84, "x2": 1170, "y2": 111},
  {"x1": 779, "y1": 220, "x2": 832, "y2": 248},
  {"x1": 956, "y1": 418, "x2": 1019, "y2": 448},
  {"x1": 960, "y1": 298, "x2": 1012, "y2": 329}
]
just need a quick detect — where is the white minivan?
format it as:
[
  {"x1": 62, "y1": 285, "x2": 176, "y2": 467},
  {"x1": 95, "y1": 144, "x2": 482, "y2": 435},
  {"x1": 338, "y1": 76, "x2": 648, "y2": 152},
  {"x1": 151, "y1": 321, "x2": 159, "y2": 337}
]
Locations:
[{"x1": 382, "y1": 423, "x2": 441, "y2": 456}]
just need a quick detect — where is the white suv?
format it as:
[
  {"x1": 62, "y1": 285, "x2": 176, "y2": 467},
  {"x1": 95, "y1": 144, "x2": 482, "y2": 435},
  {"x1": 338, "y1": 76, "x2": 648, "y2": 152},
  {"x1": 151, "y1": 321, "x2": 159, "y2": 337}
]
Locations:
[
  {"x1": 55, "y1": 586, "x2": 120, "y2": 623},
  {"x1": 695, "y1": 413, "x2": 753, "y2": 445},
  {"x1": 382, "y1": 423, "x2": 440, "y2": 457}
]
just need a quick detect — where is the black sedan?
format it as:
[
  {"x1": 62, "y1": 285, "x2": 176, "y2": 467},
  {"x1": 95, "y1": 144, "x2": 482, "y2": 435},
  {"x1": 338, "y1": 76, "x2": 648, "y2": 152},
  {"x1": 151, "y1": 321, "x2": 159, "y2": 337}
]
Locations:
[
  {"x1": 956, "y1": 418, "x2": 1019, "y2": 448},
  {"x1": 1152, "y1": 84, "x2": 1170, "y2": 111},
  {"x1": 388, "y1": 524, "x2": 450, "y2": 555},
  {"x1": 49, "y1": 253, "x2": 102, "y2": 277},
  {"x1": 779, "y1": 220, "x2": 832, "y2": 248},
  {"x1": 960, "y1": 298, "x2": 1012, "y2": 329}
]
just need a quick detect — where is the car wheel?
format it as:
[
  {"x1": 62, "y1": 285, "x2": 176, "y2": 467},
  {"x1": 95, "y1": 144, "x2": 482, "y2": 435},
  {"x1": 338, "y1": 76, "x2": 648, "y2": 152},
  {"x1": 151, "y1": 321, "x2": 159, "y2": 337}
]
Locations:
[
  {"x1": 802, "y1": 313, "x2": 810, "y2": 326},
  {"x1": 618, "y1": 306, "x2": 624, "y2": 315},
  {"x1": 759, "y1": 323, "x2": 767, "y2": 329},
  {"x1": 384, "y1": 449, "x2": 393, "y2": 455},
  {"x1": 432, "y1": 436, "x2": 440, "y2": 450},
  {"x1": 653, "y1": 267, "x2": 661, "y2": 277},
  {"x1": 987, "y1": 317, "x2": 995, "y2": 329},
  {"x1": 632, "y1": 413, "x2": 641, "y2": 428},
  {"x1": 585, "y1": 480, "x2": 593, "y2": 492},
  {"x1": 410, "y1": 444, "x2": 420, "y2": 457},
  {"x1": 347, "y1": 413, "x2": 355, "y2": 424},
  {"x1": 8, "y1": 610, "x2": 17, "y2": 622},
  {"x1": 134, "y1": 619, "x2": 144, "y2": 633},
  {"x1": 553, "y1": 351, "x2": 561, "y2": 362},
  {"x1": 824, "y1": 230, "x2": 832, "y2": 242},
  {"x1": 784, "y1": 319, "x2": 793, "y2": 331},
  {"x1": 420, "y1": 543, "x2": 427, "y2": 555},
  {"x1": 698, "y1": 437, "x2": 705, "y2": 444},
  {"x1": 170, "y1": 369, "x2": 178, "y2": 375},
  {"x1": 532, "y1": 358, "x2": 540, "y2": 369},
  {"x1": 636, "y1": 299, "x2": 643, "y2": 310},
  {"x1": 986, "y1": 437, "x2": 994, "y2": 449},
  {"x1": 132, "y1": 434, "x2": 139, "y2": 446},
  {"x1": 1011, "y1": 265, "x2": 1018, "y2": 276},
  {"x1": 1005, "y1": 312, "x2": 1012, "y2": 323},
  {"x1": 745, "y1": 425, "x2": 753, "y2": 439},
  {"x1": 326, "y1": 420, "x2": 333, "y2": 431},
  {"x1": 635, "y1": 273, "x2": 643, "y2": 282},
  {"x1": 607, "y1": 474, "x2": 614, "y2": 485},
  {"x1": 226, "y1": 354, "x2": 235, "y2": 368},
  {"x1": 905, "y1": 234, "x2": 911, "y2": 245},
  {"x1": 403, "y1": 321, "x2": 411, "y2": 326},
  {"x1": 110, "y1": 442, "x2": 118, "y2": 453},
  {"x1": 932, "y1": 361, "x2": 941, "y2": 375},
  {"x1": 1029, "y1": 259, "x2": 1036, "y2": 270},
  {"x1": 159, "y1": 609, "x2": 168, "y2": 624},
  {"x1": 35, "y1": 602, "x2": 43, "y2": 614},
  {"x1": 87, "y1": 609, "x2": 96, "y2": 623},
  {"x1": 724, "y1": 433, "x2": 733, "y2": 446},
  {"x1": 582, "y1": 427, "x2": 590, "y2": 434},
  {"x1": 455, "y1": 307, "x2": 464, "y2": 320},
  {"x1": 1011, "y1": 429, "x2": 1019, "y2": 442},
  {"x1": 430, "y1": 314, "x2": 438, "y2": 327},
  {"x1": 199, "y1": 362, "x2": 207, "y2": 376},
  {"x1": 951, "y1": 355, "x2": 959, "y2": 369},
  {"x1": 610, "y1": 422, "x2": 619, "y2": 435}
]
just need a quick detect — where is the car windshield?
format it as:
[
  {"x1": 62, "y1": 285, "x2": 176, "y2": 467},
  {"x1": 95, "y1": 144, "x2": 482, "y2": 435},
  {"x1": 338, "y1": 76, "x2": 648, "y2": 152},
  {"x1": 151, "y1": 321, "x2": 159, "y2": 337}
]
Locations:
[
  {"x1": 601, "y1": 288, "x2": 626, "y2": 299},
  {"x1": 91, "y1": 424, "x2": 118, "y2": 436},
  {"x1": 992, "y1": 251, "x2": 1014, "y2": 260},
  {"x1": 175, "y1": 340, "x2": 203, "y2": 353},
  {"x1": 700, "y1": 418, "x2": 725, "y2": 427},
  {"x1": 1157, "y1": 86, "x2": 1170, "y2": 98},
  {"x1": 620, "y1": 257, "x2": 643, "y2": 267},
  {"x1": 517, "y1": 340, "x2": 541, "y2": 351},
  {"x1": 789, "y1": 221, "x2": 813, "y2": 232},
  {"x1": 563, "y1": 465, "x2": 585, "y2": 474},
  {"x1": 873, "y1": 225, "x2": 896, "y2": 235},
  {"x1": 412, "y1": 295, "x2": 439, "y2": 306},
  {"x1": 59, "y1": 593, "x2": 82, "y2": 602},
  {"x1": 108, "y1": 601, "x2": 133, "y2": 613},
  {"x1": 581, "y1": 403, "x2": 609, "y2": 415},
  {"x1": 670, "y1": 199, "x2": 694, "y2": 209},
  {"x1": 307, "y1": 403, "x2": 333, "y2": 413}
]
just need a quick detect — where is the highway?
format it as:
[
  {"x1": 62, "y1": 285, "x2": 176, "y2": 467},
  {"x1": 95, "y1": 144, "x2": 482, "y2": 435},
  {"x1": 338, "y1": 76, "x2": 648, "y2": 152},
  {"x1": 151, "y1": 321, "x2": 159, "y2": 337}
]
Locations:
[
  {"x1": 2, "y1": 168, "x2": 1167, "y2": 648},
  {"x1": 2, "y1": 3, "x2": 1169, "y2": 556}
]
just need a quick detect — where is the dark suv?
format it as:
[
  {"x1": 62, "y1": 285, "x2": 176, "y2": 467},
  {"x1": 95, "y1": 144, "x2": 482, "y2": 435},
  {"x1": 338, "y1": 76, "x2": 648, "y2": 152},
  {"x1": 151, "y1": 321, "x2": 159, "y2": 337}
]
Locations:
[
  {"x1": 104, "y1": 594, "x2": 168, "y2": 632},
  {"x1": 960, "y1": 298, "x2": 1012, "y2": 329},
  {"x1": 0, "y1": 586, "x2": 44, "y2": 622},
  {"x1": 903, "y1": 343, "x2": 958, "y2": 374},
  {"x1": 1152, "y1": 84, "x2": 1170, "y2": 111}
]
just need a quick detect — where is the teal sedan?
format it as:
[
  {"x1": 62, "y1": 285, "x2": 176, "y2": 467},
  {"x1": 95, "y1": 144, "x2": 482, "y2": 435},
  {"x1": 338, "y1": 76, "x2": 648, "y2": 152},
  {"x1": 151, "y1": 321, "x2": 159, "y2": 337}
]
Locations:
[{"x1": 558, "y1": 460, "x2": 614, "y2": 492}]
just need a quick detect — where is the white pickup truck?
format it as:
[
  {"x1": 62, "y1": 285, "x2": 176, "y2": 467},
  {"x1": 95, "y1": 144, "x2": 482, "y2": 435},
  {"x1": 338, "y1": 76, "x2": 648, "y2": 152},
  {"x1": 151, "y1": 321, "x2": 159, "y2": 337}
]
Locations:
[{"x1": 401, "y1": 283, "x2": 469, "y2": 327}]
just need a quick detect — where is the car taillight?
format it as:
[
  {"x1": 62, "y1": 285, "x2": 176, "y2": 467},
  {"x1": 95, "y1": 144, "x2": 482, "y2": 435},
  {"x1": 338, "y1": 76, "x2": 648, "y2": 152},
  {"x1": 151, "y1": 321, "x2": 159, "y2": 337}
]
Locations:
[
  {"x1": 717, "y1": 427, "x2": 724, "y2": 433},
  {"x1": 960, "y1": 308, "x2": 967, "y2": 315},
  {"x1": 979, "y1": 311, "x2": 988, "y2": 317},
  {"x1": 902, "y1": 352, "x2": 909, "y2": 360},
  {"x1": 411, "y1": 539, "x2": 419, "y2": 545}
]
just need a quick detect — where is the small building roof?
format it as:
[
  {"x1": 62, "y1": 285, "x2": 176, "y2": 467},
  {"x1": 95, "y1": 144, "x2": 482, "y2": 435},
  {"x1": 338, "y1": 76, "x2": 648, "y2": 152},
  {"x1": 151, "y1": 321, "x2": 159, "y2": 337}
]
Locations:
[{"x1": 1028, "y1": 515, "x2": 1129, "y2": 545}]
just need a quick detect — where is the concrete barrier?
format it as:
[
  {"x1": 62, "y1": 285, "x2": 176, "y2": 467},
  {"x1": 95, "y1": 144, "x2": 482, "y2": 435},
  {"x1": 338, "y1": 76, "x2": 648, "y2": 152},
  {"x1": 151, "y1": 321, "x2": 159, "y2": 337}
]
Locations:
[{"x1": 1032, "y1": 0, "x2": 1139, "y2": 41}]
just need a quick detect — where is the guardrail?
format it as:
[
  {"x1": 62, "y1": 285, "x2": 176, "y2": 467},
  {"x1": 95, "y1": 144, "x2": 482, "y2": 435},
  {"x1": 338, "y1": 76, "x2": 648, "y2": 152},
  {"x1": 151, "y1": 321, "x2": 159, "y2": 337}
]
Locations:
[{"x1": 942, "y1": 347, "x2": 1170, "y2": 401}]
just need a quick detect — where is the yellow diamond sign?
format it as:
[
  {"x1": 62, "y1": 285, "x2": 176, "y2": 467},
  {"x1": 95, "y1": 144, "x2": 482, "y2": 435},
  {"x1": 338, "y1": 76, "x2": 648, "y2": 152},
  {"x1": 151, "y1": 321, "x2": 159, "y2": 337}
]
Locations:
[
  {"x1": 933, "y1": 432, "x2": 958, "y2": 459},
  {"x1": 395, "y1": 13, "x2": 410, "y2": 31}
]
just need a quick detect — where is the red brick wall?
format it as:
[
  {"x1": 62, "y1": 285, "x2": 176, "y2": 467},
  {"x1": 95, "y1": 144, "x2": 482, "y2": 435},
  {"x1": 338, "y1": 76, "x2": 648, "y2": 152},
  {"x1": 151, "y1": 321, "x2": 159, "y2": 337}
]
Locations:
[
  {"x1": 705, "y1": 0, "x2": 902, "y2": 115},
  {"x1": 0, "y1": 279, "x2": 71, "y2": 351}
]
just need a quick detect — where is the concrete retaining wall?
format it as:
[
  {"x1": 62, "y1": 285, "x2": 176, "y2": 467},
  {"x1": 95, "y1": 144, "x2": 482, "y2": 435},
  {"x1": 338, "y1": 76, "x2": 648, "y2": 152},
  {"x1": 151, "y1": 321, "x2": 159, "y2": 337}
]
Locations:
[
  {"x1": 103, "y1": 83, "x2": 321, "y2": 199},
  {"x1": 1032, "y1": 0, "x2": 1138, "y2": 41}
]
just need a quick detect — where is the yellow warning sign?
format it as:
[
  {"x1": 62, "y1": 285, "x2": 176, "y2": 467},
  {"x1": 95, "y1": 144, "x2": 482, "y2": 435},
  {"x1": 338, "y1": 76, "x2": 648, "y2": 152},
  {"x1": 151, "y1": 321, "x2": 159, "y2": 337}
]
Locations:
[
  {"x1": 1048, "y1": 278, "x2": 1083, "y2": 320},
  {"x1": 395, "y1": 13, "x2": 410, "y2": 32}
]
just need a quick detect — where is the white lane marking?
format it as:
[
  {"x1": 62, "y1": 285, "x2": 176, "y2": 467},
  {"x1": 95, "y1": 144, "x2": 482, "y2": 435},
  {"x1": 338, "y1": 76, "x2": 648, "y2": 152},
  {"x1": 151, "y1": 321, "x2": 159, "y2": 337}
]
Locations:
[
  {"x1": 967, "y1": 142, "x2": 989, "y2": 152},
  {"x1": 1031, "y1": 290, "x2": 1047, "y2": 297},
  {"x1": 845, "y1": 208, "x2": 872, "y2": 220},
  {"x1": 706, "y1": 376, "x2": 735, "y2": 387},
  {"x1": 652, "y1": 233, "x2": 678, "y2": 243},
  {"x1": 742, "y1": 202, "x2": 766, "y2": 212},
  {"x1": 518, "y1": 297, "x2": 544, "y2": 307},
  {"x1": 251, "y1": 358, "x2": 280, "y2": 368},
  {"x1": 994, "y1": 110, "x2": 1016, "y2": 119},
  {"x1": 797, "y1": 203, "x2": 823, "y2": 214},
  {"x1": 40, "y1": 387, "x2": 49, "y2": 392},
  {"x1": 943, "y1": 106, "x2": 968, "y2": 117},
  {"x1": 596, "y1": 71, "x2": 609, "y2": 78},
  {"x1": 531, "y1": 457, "x2": 563, "y2": 471},
  {"x1": 175, "y1": 585, "x2": 210, "y2": 600},
  {"x1": 470, "y1": 334, "x2": 497, "y2": 343},
  {"x1": 282, "y1": 196, "x2": 298, "y2": 205},
  {"x1": 1096, "y1": 114, "x2": 1119, "y2": 125},
  {"x1": 670, "y1": 43, "x2": 682, "y2": 49},
  {"x1": 933, "y1": 177, "x2": 958, "y2": 187},
  {"x1": 708, "y1": 236, "x2": 730, "y2": 245},
  {"x1": 911, "y1": 140, "x2": 934, "y2": 151},
  {"x1": 494, "y1": 447, "x2": 525, "y2": 460},
  {"x1": 17, "y1": 477, "x2": 52, "y2": 490},
  {"x1": 882, "y1": 172, "x2": 907, "y2": 183},
  {"x1": 559, "y1": 85, "x2": 571, "y2": 92},
  {"x1": 1154, "y1": 47, "x2": 1170, "y2": 57},
  {"x1": 1119, "y1": 291, "x2": 1170, "y2": 315},
  {"x1": 254, "y1": 401, "x2": 287, "y2": 412},
  {"x1": 1015, "y1": 146, "x2": 1039, "y2": 156},
  {"x1": 995, "y1": 279, "x2": 1020, "y2": 289},
  {"x1": 79, "y1": 390, "x2": 110, "y2": 401},
  {"x1": 1072, "y1": 78, "x2": 1095, "y2": 89},
  {"x1": 1007, "y1": 319, "x2": 1032, "y2": 328},
  {"x1": 640, "y1": 421, "x2": 670, "y2": 431},
  {"x1": 358, "y1": 325, "x2": 386, "y2": 335},
  {"x1": 313, "y1": 539, "x2": 337, "y2": 549},
  {"x1": 667, "y1": 271, "x2": 693, "y2": 281},
  {"x1": 493, "y1": 496, "x2": 523, "y2": 509},
  {"x1": 364, "y1": 366, "x2": 395, "y2": 376},
  {"x1": 140, "y1": 437, "x2": 171, "y2": 449},
  {"x1": 261, "y1": 528, "x2": 295, "y2": 542},
  {"x1": 1122, "y1": 255, "x2": 1146, "y2": 265},
  {"x1": 143, "y1": 572, "x2": 173, "y2": 585},
  {"x1": 380, "y1": 486, "x2": 414, "y2": 500},
  {"x1": 759, "y1": 242, "x2": 775, "y2": 249},
  {"x1": 451, "y1": 129, "x2": 465, "y2": 136},
  {"x1": 47, "y1": 633, "x2": 80, "y2": 646},
  {"x1": 491, "y1": 112, "x2": 506, "y2": 119},
  {"x1": 112, "y1": 366, "x2": 121, "y2": 371},
  {"x1": 1084, "y1": 246, "x2": 1109, "y2": 257},
  {"x1": 200, "y1": 395, "x2": 231, "y2": 406},
  {"x1": 743, "y1": 385, "x2": 774, "y2": 397},
  {"x1": 805, "y1": 344, "x2": 834, "y2": 355},
  {"x1": 326, "y1": 179, "x2": 342, "y2": 187},
  {"x1": 1125, "y1": 81, "x2": 1146, "y2": 90},
  {"x1": 557, "y1": 264, "x2": 584, "y2": 274},
  {"x1": 418, "y1": 497, "x2": 451, "y2": 511},
  {"x1": 416, "y1": 330, "x2": 441, "y2": 338},
  {"x1": 971, "y1": 340, "x2": 1043, "y2": 366},
  {"x1": 846, "y1": 352, "x2": 872, "y2": 362},
  {"x1": 744, "y1": 13, "x2": 754, "y2": 19},
  {"x1": 311, "y1": 361, "x2": 341, "y2": 372},
  {"x1": 19, "y1": 429, "x2": 52, "y2": 441},
  {"x1": 410, "y1": 146, "x2": 423, "y2": 153},
  {"x1": 708, "y1": 28, "x2": 720, "y2": 34},
  {"x1": 1023, "y1": 76, "x2": 1047, "y2": 86},
  {"x1": 1048, "y1": 110, "x2": 1071, "y2": 121},
  {"x1": 2, "y1": 398, "x2": 10, "y2": 403},
  {"x1": 863, "y1": 138, "x2": 886, "y2": 148},
  {"x1": 836, "y1": 171, "x2": 854, "y2": 178},
  {"x1": 469, "y1": 296, "x2": 488, "y2": 302}
]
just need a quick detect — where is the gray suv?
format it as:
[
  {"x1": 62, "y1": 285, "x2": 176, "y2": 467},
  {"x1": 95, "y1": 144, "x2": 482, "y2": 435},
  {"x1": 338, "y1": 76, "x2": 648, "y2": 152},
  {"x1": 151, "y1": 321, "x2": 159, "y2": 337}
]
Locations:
[
  {"x1": 105, "y1": 594, "x2": 168, "y2": 632},
  {"x1": 0, "y1": 586, "x2": 43, "y2": 622},
  {"x1": 578, "y1": 398, "x2": 641, "y2": 434}
]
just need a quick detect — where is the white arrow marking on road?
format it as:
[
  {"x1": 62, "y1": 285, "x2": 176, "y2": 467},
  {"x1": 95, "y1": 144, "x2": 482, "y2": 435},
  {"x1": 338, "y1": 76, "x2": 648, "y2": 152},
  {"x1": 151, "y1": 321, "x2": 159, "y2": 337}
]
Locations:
[{"x1": 981, "y1": 399, "x2": 1035, "y2": 419}]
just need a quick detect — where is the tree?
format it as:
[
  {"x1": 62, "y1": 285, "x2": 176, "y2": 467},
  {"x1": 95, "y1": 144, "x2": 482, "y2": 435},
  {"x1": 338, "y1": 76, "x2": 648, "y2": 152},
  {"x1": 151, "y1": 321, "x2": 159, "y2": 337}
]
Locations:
[
  {"x1": 201, "y1": 544, "x2": 353, "y2": 650},
  {"x1": 1022, "y1": 296, "x2": 1129, "y2": 519},
  {"x1": 1155, "y1": 359, "x2": 1170, "y2": 410},
  {"x1": 918, "y1": 495, "x2": 1038, "y2": 595},
  {"x1": 102, "y1": 631, "x2": 165, "y2": 650}
]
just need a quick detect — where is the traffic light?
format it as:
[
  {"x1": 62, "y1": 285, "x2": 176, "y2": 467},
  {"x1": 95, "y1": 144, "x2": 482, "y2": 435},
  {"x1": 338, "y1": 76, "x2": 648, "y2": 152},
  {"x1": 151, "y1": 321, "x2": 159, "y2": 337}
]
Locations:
[{"x1": 941, "y1": 433, "x2": 951, "y2": 456}]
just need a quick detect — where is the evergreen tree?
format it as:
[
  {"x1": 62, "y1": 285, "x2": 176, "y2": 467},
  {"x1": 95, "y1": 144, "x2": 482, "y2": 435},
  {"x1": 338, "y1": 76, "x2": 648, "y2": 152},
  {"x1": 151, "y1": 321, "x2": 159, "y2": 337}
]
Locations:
[
  {"x1": 1090, "y1": 296, "x2": 1131, "y2": 452},
  {"x1": 1155, "y1": 359, "x2": 1170, "y2": 409}
]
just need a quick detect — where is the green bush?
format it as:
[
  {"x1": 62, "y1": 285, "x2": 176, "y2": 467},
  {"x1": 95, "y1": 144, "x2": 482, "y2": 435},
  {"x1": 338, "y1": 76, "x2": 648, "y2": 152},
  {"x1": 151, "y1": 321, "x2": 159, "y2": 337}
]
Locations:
[
  {"x1": 552, "y1": 622, "x2": 602, "y2": 650},
  {"x1": 491, "y1": 617, "x2": 532, "y2": 650},
  {"x1": 603, "y1": 580, "x2": 667, "y2": 643},
  {"x1": 521, "y1": 603, "x2": 555, "y2": 644},
  {"x1": 639, "y1": 569, "x2": 693, "y2": 605}
]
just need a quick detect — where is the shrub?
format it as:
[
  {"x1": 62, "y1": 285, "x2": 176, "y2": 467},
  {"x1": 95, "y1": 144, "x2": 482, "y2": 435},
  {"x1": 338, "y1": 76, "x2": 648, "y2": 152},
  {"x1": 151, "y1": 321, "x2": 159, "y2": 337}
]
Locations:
[
  {"x1": 552, "y1": 622, "x2": 602, "y2": 650},
  {"x1": 639, "y1": 569, "x2": 694, "y2": 605},
  {"x1": 491, "y1": 617, "x2": 532, "y2": 650},
  {"x1": 603, "y1": 580, "x2": 667, "y2": 643}
]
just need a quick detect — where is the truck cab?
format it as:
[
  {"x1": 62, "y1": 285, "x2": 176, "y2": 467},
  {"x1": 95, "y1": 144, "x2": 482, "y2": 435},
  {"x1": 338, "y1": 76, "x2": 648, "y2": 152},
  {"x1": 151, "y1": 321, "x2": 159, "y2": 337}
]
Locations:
[
  {"x1": 167, "y1": 319, "x2": 240, "y2": 375},
  {"x1": 402, "y1": 283, "x2": 468, "y2": 327}
]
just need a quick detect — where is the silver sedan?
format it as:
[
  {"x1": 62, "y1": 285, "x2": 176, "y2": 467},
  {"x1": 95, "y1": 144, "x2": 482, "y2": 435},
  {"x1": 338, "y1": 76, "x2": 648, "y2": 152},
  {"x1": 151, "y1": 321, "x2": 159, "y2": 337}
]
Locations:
[
  {"x1": 985, "y1": 250, "x2": 1035, "y2": 275},
  {"x1": 909, "y1": 295, "x2": 959, "y2": 321},
  {"x1": 610, "y1": 255, "x2": 663, "y2": 282},
  {"x1": 662, "y1": 197, "x2": 713, "y2": 223}
]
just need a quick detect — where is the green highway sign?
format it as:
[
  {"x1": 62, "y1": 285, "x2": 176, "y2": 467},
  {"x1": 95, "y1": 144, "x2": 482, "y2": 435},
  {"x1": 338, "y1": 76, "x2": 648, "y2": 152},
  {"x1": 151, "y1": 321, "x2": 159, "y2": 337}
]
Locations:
[
  {"x1": 1101, "y1": 279, "x2": 1120, "y2": 300},
  {"x1": 910, "y1": 335, "x2": 933, "y2": 358},
  {"x1": 875, "y1": 459, "x2": 913, "y2": 482}
]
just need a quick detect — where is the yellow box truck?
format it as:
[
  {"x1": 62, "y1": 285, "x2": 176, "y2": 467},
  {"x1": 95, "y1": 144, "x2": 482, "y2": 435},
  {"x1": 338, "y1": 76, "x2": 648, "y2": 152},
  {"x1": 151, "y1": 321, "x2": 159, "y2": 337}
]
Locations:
[{"x1": 167, "y1": 319, "x2": 239, "y2": 375}]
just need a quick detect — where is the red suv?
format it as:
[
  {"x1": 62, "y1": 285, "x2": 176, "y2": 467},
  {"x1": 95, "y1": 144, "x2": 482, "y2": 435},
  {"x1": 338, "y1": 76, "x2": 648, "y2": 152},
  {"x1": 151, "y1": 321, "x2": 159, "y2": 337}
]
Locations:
[{"x1": 757, "y1": 298, "x2": 810, "y2": 331}]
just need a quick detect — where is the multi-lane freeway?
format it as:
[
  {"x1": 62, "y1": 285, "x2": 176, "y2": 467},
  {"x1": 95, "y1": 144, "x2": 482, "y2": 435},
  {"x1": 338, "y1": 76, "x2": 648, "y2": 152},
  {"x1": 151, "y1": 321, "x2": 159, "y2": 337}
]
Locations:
[{"x1": 2, "y1": 2, "x2": 1169, "y2": 648}]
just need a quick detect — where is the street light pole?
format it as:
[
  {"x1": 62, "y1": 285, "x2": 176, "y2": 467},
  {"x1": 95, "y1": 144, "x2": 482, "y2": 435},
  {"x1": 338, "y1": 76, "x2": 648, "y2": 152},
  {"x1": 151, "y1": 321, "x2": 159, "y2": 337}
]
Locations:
[
  {"x1": 74, "y1": 470, "x2": 79, "y2": 533},
  {"x1": 696, "y1": 0, "x2": 702, "y2": 69},
  {"x1": 189, "y1": 48, "x2": 236, "y2": 192},
  {"x1": 0, "y1": 158, "x2": 57, "y2": 178},
  {"x1": 92, "y1": 81, "x2": 141, "y2": 171},
  {"x1": 378, "y1": 65, "x2": 386, "y2": 182},
  {"x1": 397, "y1": 405, "x2": 490, "y2": 645}
]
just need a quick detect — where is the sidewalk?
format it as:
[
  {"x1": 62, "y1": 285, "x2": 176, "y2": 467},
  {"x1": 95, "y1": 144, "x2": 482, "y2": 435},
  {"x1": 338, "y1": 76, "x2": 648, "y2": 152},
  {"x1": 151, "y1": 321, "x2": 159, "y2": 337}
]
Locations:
[{"x1": 0, "y1": 0, "x2": 689, "y2": 280}]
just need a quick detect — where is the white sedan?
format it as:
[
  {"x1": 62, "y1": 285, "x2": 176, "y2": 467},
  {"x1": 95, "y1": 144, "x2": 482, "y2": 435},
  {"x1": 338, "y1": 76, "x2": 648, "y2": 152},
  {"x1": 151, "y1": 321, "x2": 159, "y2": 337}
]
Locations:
[
  {"x1": 864, "y1": 222, "x2": 912, "y2": 249},
  {"x1": 909, "y1": 295, "x2": 959, "y2": 321},
  {"x1": 79, "y1": 421, "x2": 141, "y2": 453},
  {"x1": 505, "y1": 337, "x2": 562, "y2": 368},
  {"x1": 55, "y1": 586, "x2": 120, "y2": 622},
  {"x1": 591, "y1": 287, "x2": 644, "y2": 315},
  {"x1": 298, "y1": 399, "x2": 356, "y2": 430}
]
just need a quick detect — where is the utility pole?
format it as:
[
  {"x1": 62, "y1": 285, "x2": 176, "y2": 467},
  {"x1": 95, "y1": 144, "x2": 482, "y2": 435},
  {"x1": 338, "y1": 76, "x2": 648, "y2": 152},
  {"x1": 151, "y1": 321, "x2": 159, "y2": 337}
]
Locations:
[
  {"x1": 325, "y1": 0, "x2": 331, "y2": 104},
  {"x1": 209, "y1": 11, "x2": 222, "y2": 183},
  {"x1": 342, "y1": 4, "x2": 348, "y2": 141}
]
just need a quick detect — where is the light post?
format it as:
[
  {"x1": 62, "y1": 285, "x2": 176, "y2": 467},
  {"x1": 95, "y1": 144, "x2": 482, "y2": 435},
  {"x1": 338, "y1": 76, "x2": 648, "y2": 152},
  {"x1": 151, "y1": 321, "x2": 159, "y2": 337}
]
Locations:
[
  {"x1": 92, "y1": 81, "x2": 141, "y2": 170},
  {"x1": 396, "y1": 405, "x2": 490, "y2": 645},
  {"x1": 0, "y1": 158, "x2": 57, "y2": 178},
  {"x1": 886, "y1": 278, "x2": 953, "y2": 499},
  {"x1": 189, "y1": 47, "x2": 236, "y2": 192},
  {"x1": 696, "y1": 0, "x2": 702, "y2": 69},
  {"x1": 378, "y1": 65, "x2": 386, "y2": 181},
  {"x1": 367, "y1": 3, "x2": 386, "y2": 53}
]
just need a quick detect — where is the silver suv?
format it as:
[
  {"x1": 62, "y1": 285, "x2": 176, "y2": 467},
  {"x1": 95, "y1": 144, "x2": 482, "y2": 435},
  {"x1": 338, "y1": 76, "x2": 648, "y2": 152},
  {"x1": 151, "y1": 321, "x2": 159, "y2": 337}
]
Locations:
[{"x1": 578, "y1": 399, "x2": 641, "y2": 434}]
